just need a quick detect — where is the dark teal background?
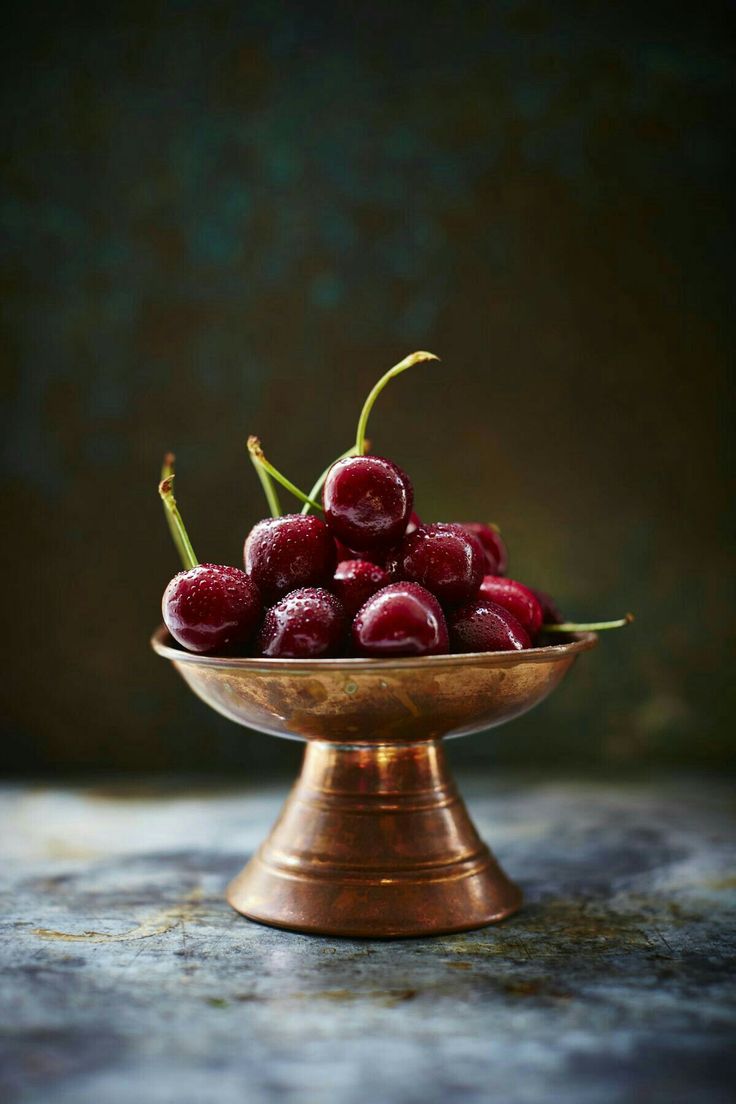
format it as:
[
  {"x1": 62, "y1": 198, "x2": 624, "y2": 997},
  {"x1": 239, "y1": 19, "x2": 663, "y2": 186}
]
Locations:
[{"x1": 2, "y1": 1, "x2": 734, "y2": 773}]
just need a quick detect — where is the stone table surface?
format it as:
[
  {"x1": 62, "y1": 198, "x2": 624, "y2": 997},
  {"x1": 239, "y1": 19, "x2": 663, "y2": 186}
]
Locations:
[{"x1": 1, "y1": 772, "x2": 734, "y2": 1104}]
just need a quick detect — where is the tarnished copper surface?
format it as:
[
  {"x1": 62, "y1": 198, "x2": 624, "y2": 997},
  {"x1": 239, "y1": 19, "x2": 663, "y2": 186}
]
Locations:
[{"x1": 152, "y1": 627, "x2": 597, "y2": 936}]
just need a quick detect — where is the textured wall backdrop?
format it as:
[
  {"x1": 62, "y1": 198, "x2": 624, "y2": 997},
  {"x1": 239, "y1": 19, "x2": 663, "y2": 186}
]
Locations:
[{"x1": 1, "y1": 1, "x2": 734, "y2": 774}]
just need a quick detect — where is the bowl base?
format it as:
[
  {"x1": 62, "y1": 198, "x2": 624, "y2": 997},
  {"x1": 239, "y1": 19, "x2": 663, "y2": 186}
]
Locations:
[{"x1": 226, "y1": 739, "x2": 522, "y2": 938}]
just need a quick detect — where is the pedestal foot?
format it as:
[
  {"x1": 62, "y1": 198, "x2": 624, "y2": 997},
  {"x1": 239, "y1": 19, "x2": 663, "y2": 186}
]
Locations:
[{"x1": 227, "y1": 740, "x2": 521, "y2": 937}]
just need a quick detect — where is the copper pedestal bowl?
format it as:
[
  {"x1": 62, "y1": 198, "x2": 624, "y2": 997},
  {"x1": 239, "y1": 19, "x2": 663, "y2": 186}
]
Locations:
[{"x1": 152, "y1": 626, "x2": 597, "y2": 937}]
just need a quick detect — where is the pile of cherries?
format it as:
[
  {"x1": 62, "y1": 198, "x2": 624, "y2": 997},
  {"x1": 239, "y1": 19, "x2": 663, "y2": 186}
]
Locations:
[{"x1": 160, "y1": 352, "x2": 631, "y2": 659}]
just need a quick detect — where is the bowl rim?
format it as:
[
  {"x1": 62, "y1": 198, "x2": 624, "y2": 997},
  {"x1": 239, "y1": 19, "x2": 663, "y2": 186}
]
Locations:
[{"x1": 151, "y1": 624, "x2": 598, "y2": 672}]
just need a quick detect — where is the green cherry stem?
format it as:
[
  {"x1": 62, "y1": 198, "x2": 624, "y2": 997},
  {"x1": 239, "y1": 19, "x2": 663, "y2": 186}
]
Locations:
[
  {"x1": 158, "y1": 473, "x2": 199, "y2": 570},
  {"x1": 160, "y1": 453, "x2": 186, "y2": 561},
  {"x1": 355, "y1": 350, "x2": 440, "y2": 456},
  {"x1": 247, "y1": 438, "x2": 282, "y2": 518},
  {"x1": 543, "y1": 613, "x2": 635, "y2": 633},
  {"x1": 247, "y1": 436, "x2": 322, "y2": 512},
  {"x1": 300, "y1": 444, "x2": 360, "y2": 515}
]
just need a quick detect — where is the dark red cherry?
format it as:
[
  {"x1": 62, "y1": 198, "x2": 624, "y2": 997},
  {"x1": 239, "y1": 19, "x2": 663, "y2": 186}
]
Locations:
[
  {"x1": 332, "y1": 560, "x2": 389, "y2": 618},
  {"x1": 460, "y1": 523, "x2": 508, "y2": 575},
  {"x1": 322, "y1": 455, "x2": 413, "y2": 554},
  {"x1": 529, "y1": 587, "x2": 564, "y2": 626},
  {"x1": 352, "y1": 582, "x2": 449, "y2": 658},
  {"x1": 397, "y1": 523, "x2": 484, "y2": 606},
  {"x1": 257, "y1": 587, "x2": 347, "y2": 658},
  {"x1": 163, "y1": 564, "x2": 262, "y2": 654},
  {"x1": 244, "y1": 514, "x2": 336, "y2": 602},
  {"x1": 478, "y1": 576, "x2": 543, "y2": 635},
  {"x1": 447, "y1": 599, "x2": 531, "y2": 653}
]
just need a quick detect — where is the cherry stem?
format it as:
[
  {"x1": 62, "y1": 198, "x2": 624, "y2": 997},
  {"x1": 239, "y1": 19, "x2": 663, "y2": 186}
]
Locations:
[
  {"x1": 300, "y1": 444, "x2": 360, "y2": 515},
  {"x1": 355, "y1": 350, "x2": 439, "y2": 456},
  {"x1": 158, "y1": 472, "x2": 199, "y2": 570},
  {"x1": 247, "y1": 439, "x2": 281, "y2": 518},
  {"x1": 160, "y1": 453, "x2": 185, "y2": 559},
  {"x1": 543, "y1": 613, "x2": 635, "y2": 633},
  {"x1": 247, "y1": 436, "x2": 322, "y2": 512}
]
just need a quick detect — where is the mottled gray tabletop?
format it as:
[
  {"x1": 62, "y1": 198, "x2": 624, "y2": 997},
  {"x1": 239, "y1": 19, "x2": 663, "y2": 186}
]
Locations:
[{"x1": 1, "y1": 773, "x2": 734, "y2": 1104}]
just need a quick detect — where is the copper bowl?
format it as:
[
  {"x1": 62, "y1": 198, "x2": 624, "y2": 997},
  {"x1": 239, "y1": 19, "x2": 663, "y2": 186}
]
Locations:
[{"x1": 152, "y1": 626, "x2": 597, "y2": 937}]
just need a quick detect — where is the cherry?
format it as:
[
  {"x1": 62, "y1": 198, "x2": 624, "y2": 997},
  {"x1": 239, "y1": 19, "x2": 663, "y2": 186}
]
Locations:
[
  {"x1": 447, "y1": 599, "x2": 531, "y2": 653},
  {"x1": 478, "y1": 576, "x2": 543, "y2": 635},
  {"x1": 332, "y1": 560, "x2": 389, "y2": 618},
  {"x1": 158, "y1": 469, "x2": 262, "y2": 654},
  {"x1": 352, "y1": 582, "x2": 449, "y2": 658},
  {"x1": 396, "y1": 522, "x2": 485, "y2": 606},
  {"x1": 163, "y1": 565, "x2": 262, "y2": 654},
  {"x1": 246, "y1": 355, "x2": 437, "y2": 557},
  {"x1": 320, "y1": 351, "x2": 437, "y2": 554},
  {"x1": 257, "y1": 587, "x2": 347, "y2": 658},
  {"x1": 323, "y1": 454, "x2": 413, "y2": 554},
  {"x1": 244, "y1": 514, "x2": 336, "y2": 603},
  {"x1": 460, "y1": 522, "x2": 508, "y2": 575},
  {"x1": 247, "y1": 433, "x2": 413, "y2": 557}
]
